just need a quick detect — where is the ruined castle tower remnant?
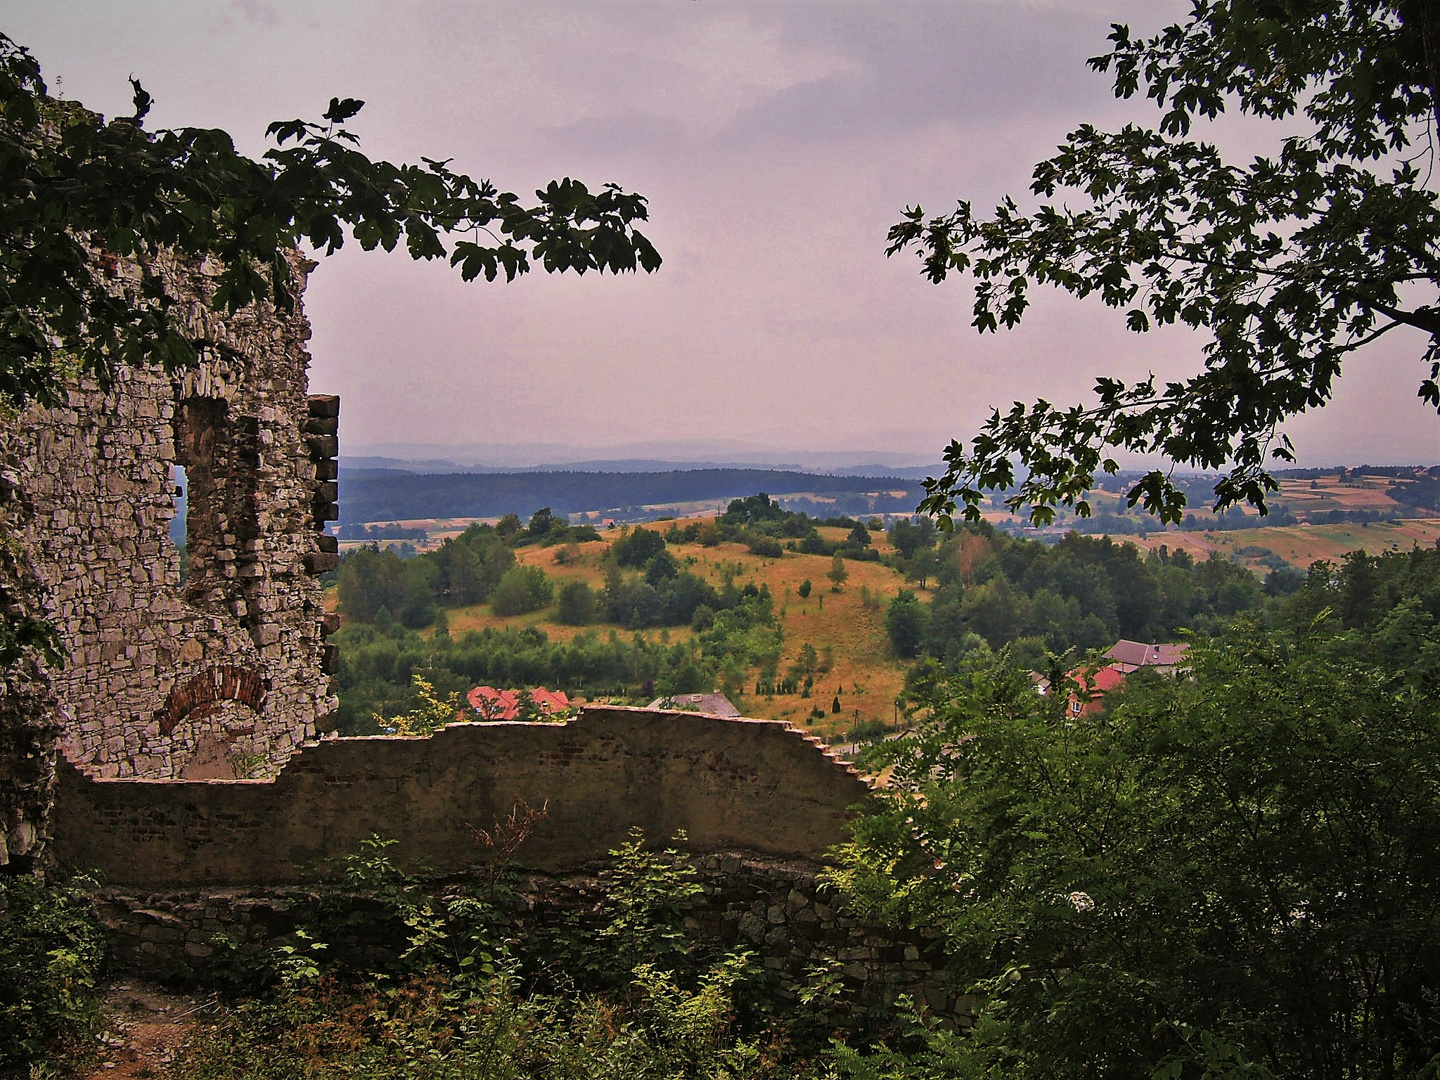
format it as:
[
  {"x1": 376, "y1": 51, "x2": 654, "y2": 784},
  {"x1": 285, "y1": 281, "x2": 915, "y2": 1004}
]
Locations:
[{"x1": 2, "y1": 251, "x2": 341, "y2": 794}]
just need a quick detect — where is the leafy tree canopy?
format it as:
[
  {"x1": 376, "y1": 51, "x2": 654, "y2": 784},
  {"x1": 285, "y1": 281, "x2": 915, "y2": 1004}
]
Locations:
[
  {"x1": 890, "y1": 1, "x2": 1440, "y2": 526},
  {"x1": 837, "y1": 629, "x2": 1440, "y2": 1078},
  {"x1": 0, "y1": 33, "x2": 660, "y2": 411}
]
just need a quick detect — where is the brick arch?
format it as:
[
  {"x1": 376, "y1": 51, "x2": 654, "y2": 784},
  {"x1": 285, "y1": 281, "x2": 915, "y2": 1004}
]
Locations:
[{"x1": 157, "y1": 665, "x2": 266, "y2": 735}]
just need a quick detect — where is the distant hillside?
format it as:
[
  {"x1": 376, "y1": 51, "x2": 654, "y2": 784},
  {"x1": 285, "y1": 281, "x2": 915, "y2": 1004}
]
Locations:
[
  {"x1": 338, "y1": 468, "x2": 925, "y2": 524},
  {"x1": 339, "y1": 455, "x2": 945, "y2": 478}
]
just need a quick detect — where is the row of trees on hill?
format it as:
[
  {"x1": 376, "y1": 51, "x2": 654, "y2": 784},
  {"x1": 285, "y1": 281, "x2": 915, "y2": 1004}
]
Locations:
[
  {"x1": 332, "y1": 582, "x2": 784, "y2": 733},
  {"x1": 334, "y1": 495, "x2": 901, "y2": 633},
  {"x1": 883, "y1": 524, "x2": 1284, "y2": 666},
  {"x1": 879, "y1": 522, "x2": 1440, "y2": 698},
  {"x1": 335, "y1": 511, "x2": 598, "y2": 628}
]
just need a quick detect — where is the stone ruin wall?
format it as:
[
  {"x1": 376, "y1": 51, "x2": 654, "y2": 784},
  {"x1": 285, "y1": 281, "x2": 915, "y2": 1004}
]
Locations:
[
  {"x1": 0, "y1": 252, "x2": 339, "y2": 805},
  {"x1": 92, "y1": 857, "x2": 971, "y2": 1027},
  {"x1": 50, "y1": 707, "x2": 872, "y2": 884},
  {"x1": 52, "y1": 707, "x2": 971, "y2": 1023},
  {"x1": 0, "y1": 448, "x2": 64, "y2": 870}
]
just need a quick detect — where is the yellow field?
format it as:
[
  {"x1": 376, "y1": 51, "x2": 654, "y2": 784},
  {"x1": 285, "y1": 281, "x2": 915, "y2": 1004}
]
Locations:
[
  {"x1": 1120, "y1": 519, "x2": 1440, "y2": 573},
  {"x1": 427, "y1": 522, "x2": 911, "y2": 738},
  {"x1": 338, "y1": 474, "x2": 1438, "y2": 735}
]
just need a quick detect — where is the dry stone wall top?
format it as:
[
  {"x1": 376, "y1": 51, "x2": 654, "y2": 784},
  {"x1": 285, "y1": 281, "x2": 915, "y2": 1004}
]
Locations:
[{"x1": 51, "y1": 707, "x2": 875, "y2": 886}]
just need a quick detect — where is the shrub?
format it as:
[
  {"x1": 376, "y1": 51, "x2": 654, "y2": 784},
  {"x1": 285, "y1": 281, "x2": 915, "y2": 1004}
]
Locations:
[
  {"x1": 745, "y1": 534, "x2": 784, "y2": 558},
  {"x1": 0, "y1": 875, "x2": 106, "y2": 1068},
  {"x1": 557, "y1": 580, "x2": 596, "y2": 625},
  {"x1": 490, "y1": 564, "x2": 554, "y2": 616}
]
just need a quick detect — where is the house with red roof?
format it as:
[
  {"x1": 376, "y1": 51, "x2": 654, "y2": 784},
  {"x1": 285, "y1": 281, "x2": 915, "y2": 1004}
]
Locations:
[
  {"x1": 466, "y1": 685, "x2": 572, "y2": 721},
  {"x1": 1103, "y1": 639, "x2": 1189, "y2": 673},
  {"x1": 1066, "y1": 663, "x2": 1128, "y2": 717},
  {"x1": 1056, "y1": 639, "x2": 1188, "y2": 717}
]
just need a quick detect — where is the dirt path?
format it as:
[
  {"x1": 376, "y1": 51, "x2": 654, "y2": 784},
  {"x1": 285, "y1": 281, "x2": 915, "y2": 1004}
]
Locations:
[{"x1": 82, "y1": 981, "x2": 214, "y2": 1080}]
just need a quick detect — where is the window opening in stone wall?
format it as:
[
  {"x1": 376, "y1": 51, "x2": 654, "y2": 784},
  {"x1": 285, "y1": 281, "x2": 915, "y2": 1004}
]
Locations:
[
  {"x1": 169, "y1": 464, "x2": 188, "y2": 586},
  {"x1": 172, "y1": 397, "x2": 262, "y2": 622},
  {"x1": 173, "y1": 397, "x2": 240, "y2": 612}
]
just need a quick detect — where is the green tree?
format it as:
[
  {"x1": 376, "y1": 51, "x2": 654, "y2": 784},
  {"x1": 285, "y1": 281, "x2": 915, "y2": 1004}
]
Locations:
[
  {"x1": 489, "y1": 564, "x2": 554, "y2": 617},
  {"x1": 827, "y1": 552, "x2": 848, "y2": 592},
  {"x1": 796, "y1": 642, "x2": 819, "y2": 676},
  {"x1": 527, "y1": 507, "x2": 558, "y2": 539},
  {"x1": 884, "y1": 591, "x2": 930, "y2": 659},
  {"x1": 721, "y1": 492, "x2": 785, "y2": 526},
  {"x1": 612, "y1": 526, "x2": 666, "y2": 568},
  {"x1": 797, "y1": 578, "x2": 813, "y2": 599},
  {"x1": 905, "y1": 546, "x2": 942, "y2": 590},
  {"x1": 0, "y1": 34, "x2": 660, "y2": 412},
  {"x1": 495, "y1": 513, "x2": 523, "y2": 541},
  {"x1": 557, "y1": 580, "x2": 596, "y2": 626},
  {"x1": 835, "y1": 632, "x2": 1440, "y2": 1079},
  {"x1": 889, "y1": 3, "x2": 1440, "y2": 525},
  {"x1": 888, "y1": 516, "x2": 937, "y2": 560}
]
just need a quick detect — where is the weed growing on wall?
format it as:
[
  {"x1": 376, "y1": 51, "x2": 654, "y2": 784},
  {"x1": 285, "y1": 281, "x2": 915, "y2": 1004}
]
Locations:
[
  {"x1": 168, "y1": 825, "x2": 831, "y2": 1080},
  {"x1": 0, "y1": 874, "x2": 106, "y2": 1069}
]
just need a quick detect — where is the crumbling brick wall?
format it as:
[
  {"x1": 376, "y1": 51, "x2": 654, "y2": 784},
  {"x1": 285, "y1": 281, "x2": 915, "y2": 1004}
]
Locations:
[{"x1": 0, "y1": 252, "x2": 338, "y2": 791}]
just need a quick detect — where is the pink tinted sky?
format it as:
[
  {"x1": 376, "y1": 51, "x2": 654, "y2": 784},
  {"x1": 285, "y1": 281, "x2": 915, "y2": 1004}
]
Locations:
[{"x1": 7, "y1": 0, "x2": 1437, "y2": 467}]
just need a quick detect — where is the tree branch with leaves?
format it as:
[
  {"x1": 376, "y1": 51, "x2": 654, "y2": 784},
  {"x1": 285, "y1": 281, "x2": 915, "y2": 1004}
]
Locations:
[
  {"x1": 890, "y1": 0, "x2": 1440, "y2": 525},
  {"x1": 0, "y1": 33, "x2": 660, "y2": 412}
]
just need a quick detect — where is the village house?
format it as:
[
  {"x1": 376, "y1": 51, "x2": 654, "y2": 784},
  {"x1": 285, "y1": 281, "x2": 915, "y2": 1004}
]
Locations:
[{"x1": 466, "y1": 685, "x2": 572, "y2": 721}]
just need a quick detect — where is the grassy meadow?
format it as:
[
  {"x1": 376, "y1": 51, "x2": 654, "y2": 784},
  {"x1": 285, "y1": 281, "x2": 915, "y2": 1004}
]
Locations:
[
  {"x1": 329, "y1": 470, "x2": 1437, "y2": 735},
  {"x1": 332, "y1": 521, "x2": 913, "y2": 739}
]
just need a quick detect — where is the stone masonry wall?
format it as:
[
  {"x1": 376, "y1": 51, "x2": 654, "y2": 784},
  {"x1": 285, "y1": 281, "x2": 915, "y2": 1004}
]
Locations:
[
  {"x1": 0, "y1": 443, "x2": 64, "y2": 870},
  {"x1": 51, "y1": 696, "x2": 967, "y2": 1022},
  {"x1": 1, "y1": 252, "x2": 339, "y2": 787},
  {"x1": 51, "y1": 707, "x2": 873, "y2": 885},
  {"x1": 91, "y1": 855, "x2": 973, "y2": 1027}
]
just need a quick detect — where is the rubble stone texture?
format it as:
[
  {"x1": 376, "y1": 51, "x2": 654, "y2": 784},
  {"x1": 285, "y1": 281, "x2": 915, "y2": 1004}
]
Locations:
[
  {"x1": 0, "y1": 252, "x2": 337, "y2": 832},
  {"x1": 0, "y1": 444, "x2": 64, "y2": 871},
  {"x1": 51, "y1": 707, "x2": 873, "y2": 883}
]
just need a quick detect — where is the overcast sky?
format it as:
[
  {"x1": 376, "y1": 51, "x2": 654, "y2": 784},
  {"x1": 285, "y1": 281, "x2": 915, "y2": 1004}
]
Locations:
[{"x1": 7, "y1": 1, "x2": 1438, "y2": 467}]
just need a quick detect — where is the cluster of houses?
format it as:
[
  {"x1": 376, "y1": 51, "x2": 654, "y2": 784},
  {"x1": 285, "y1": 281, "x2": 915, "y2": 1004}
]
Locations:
[
  {"x1": 461, "y1": 641, "x2": 1182, "y2": 728},
  {"x1": 465, "y1": 685, "x2": 573, "y2": 720},
  {"x1": 1040, "y1": 639, "x2": 1190, "y2": 716},
  {"x1": 460, "y1": 686, "x2": 744, "y2": 721}
]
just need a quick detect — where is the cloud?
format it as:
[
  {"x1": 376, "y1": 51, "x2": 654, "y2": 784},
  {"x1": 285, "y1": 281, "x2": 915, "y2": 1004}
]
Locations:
[
  {"x1": 546, "y1": 110, "x2": 690, "y2": 156},
  {"x1": 230, "y1": 0, "x2": 279, "y2": 27},
  {"x1": 722, "y1": 1, "x2": 1160, "y2": 143}
]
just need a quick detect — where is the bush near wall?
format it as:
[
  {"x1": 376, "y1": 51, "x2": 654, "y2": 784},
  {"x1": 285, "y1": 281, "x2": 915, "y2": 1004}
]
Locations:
[{"x1": 0, "y1": 874, "x2": 106, "y2": 1069}]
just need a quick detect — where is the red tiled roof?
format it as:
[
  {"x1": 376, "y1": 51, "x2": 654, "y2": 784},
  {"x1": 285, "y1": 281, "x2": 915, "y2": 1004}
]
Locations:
[
  {"x1": 466, "y1": 685, "x2": 571, "y2": 720},
  {"x1": 1104, "y1": 639, "x2": 1189, "y2": 672},
  {"x1": 1066, "y1": 664, "x2": 1128, "y2": 716}
]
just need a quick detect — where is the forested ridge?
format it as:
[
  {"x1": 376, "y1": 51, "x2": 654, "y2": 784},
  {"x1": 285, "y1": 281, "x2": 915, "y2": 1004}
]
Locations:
[
  {"x1": 326, "y1": 493, "x2": 1334, "y2": 735},
  {"x1": 337, "y1": 468, "x2": 924, "y2": 524}
]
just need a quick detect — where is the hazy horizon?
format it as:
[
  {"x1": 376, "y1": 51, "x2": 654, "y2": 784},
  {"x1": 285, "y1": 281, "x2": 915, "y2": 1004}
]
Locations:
[
  {"x1": 7, "y1": 0, "x2": 1438, "y2": 470},
  {"x1": 342, "y1": 439, "x2": 1436, "y2": 474}
]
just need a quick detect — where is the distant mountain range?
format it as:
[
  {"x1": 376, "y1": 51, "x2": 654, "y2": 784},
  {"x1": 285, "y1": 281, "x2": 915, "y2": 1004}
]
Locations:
[
  {"x1": 337, "y1": 466, "x2": 929, "y2": 524},
  {"x1": 339, "y1": 455, "x2": 945, "y2": 481}
]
